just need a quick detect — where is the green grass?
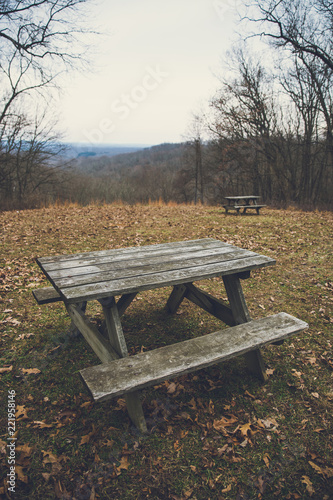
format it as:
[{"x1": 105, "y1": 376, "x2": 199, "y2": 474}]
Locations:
[{"x1": 0, "y1": 204, "x2": 332, "y2": 499}]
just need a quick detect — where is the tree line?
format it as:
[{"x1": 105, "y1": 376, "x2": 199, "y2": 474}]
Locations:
[{"x1": 0, "y1": 0, "x2": 332, "y2": 210}]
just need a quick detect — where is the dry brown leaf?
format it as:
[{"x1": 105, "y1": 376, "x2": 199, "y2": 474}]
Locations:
[
  {"x1": 80, "y1": 424, "x2": 96, "y2": 446},
  {"x1": 89, "y1": 485, "x2": 96, "y2": 500},
  {"x1": 213, "y1": 415, "x2": 238, "y2": 432},
  {"x1": 15, "y1": 465, "x2": 28, "y2": 483},
  {"x1": 42, "y1": 450, "x2": 58, "y2": 464},
  {"x1": 244, "y1": 390, "x2": 256, "y2": 399},
  {"x1": 301, "y1": 475, "x2": 314, "y2": 496},
  {"x1": 222, "y1": 484, "x2": 232, "y2": 493},
  {"x1": 117, "y1": 455, "x2": 129, "y2": 471},
  {"x1": 167, "y1": 382, "x2": 177, "y2": 394},
  {"x1": 183, "y1": 488, "x2": 194, "y2": 498},
  {"x1": 16, "y1": 405, "x2": 29, "y2": 421},
  {"x1": 239, "y1": 422, "x2": 252, "y2": 437},
  {"x1": 80, "y1": 401, "x2": 92, "y2": 408},
  {"x1": 21, "y1": 368, "x2": 41, "y2": 375},
  {"x1": 32, "y1": 420, "x2": 54, "y2": 428},
  {"x1": 16, "y1": 444, "x2": 33, "y2": 467},
  {"x1": 309, "y1": 461, "x2": 333, "y2": 478},
  {"x1": 0, "y1": 365, "x2": 13, "y2": 373}
]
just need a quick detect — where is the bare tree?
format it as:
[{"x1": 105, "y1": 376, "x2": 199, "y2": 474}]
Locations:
[
  {"x1": 247, "y1": 0, "x2": 333, "y2": 70},
  {"x1": 0, "y1": 0, "x2": 94, "y2": 208},
  {"x1": 0, "y1": 0, "x2": 91, "y2": 124}
]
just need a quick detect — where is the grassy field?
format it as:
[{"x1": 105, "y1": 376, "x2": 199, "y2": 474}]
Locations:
[{"x1": 0, "y1": 203, "x2": 332, "y2": 499}]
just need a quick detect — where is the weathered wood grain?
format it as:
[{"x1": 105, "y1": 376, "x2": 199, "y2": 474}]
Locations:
[
  {"x1": 80, "y1": 313, "x2": 308, "y2": 402},
  {"x1": 223, "y1": 274, "x2": 267, "y2": 381},
  {"x1": 184, "y1": 283, "x2": 235, "y2": 326},
  {"x1": 166, "y1": 284, "x2": 188, "y2": 313},
  {"x1": 102, "y1": 296, "x2": 147, "y2": 432},
  {"x1": 42, "y1": 245, "x2": 243, "y2": 280},
  {"x1": 60, "y1": 254, "x2": 275, "y2": 303},
  {"x1": 66, "y1": 304, "x2": 119, "y2": 363},
  {"x1": 37, "y1": 238, "x2": 222, "y2": 268},
  {"x1": 50, "y1": 248, "x2": 258, "y2": 289},
  {"x1": 225, "y1": 196, "x2": 260, "y2": 200},
  {"x1": 32, "y1": 287, "x2": 61, "y2": 304}
]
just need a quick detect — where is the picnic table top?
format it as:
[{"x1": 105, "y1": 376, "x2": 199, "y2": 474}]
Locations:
[
  {"x1": 37, "y1": 238, "x2": 275, "y2": 304},
  {"x1": 224, "y1": 196, "x2": 261, "y2": 200}
]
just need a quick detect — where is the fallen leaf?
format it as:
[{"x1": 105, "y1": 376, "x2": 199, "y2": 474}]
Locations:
[
  {"x1": 222, "y1": 484, "x2": 232, "y2": 493},
  {"x1": 167, "y1": 382, "x2": 177, "y2": 394},
  {"x1": 301, "y1": 475, "x2": 314, "y2": 496},
  {"x1": 80, "y1": 424, "x2": 96, "y2": 445},
  {"x1": 80, "y1": 401, "x2": 92, "y2": 408},
  {"x1": 257, "y1": 475, "x2": 265, "y2": 494},
  {"x1": 16, "y1": 405, "x2": 29, "y2": 420},
  {"x1": 244, "y1": 390, "x2": 256, "y2": 399},
  {"x1": 42, "y1": 450, "x2": 58, "y2": 464},
  {"x1": 0, "y1": 365, "x2": 13, "y2": 373},
  {"x1": 213, "y1": 415, "x2": 238, "y2": 431},
  {"x1": 263, "y1": 453, "x2": 270, "y2": 468},
  {"x1": 309, "y1": 461, "x2": 333, "y2": 478},
  {"x1": 15, "y1": 465, "x2": 28, "y2": 483},
  {"x1": 239, "y1": 422, "x2": 252, "y2": 437},
  {"x1": 21, "y1": 368, "x2": 41, "y2": 375},
  {"x1": 117, "y1": 455, "x2": 129, "y2": 471},
  {"x1": 31, "y1": 420, "x2": 54, "y2": 428}
]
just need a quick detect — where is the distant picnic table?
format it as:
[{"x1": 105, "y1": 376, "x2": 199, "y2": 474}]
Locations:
[{"x1": 223, "y1": 196, "x2": 266, "y2": 215}]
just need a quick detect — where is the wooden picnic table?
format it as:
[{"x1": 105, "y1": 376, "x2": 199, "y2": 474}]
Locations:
[
  {"x1": 224, "y1": 196, "x2": 266, "y2": 215},
  {"x1": 34, "y1": 238, "x2": 307, "y2": 432}
]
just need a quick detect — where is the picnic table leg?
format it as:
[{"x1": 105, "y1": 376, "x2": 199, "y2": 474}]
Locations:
[
  {"x1": 102, "y1": 298, "x2": 147, "y2": 433},
  {"x1": 222, "y1": 275, "x2": 267, "y2": 382},
  {"x1": 166, "y1": 284, "x2": 187, "y2": 313},
  {"x1": 70, "y1": 301, "x2": 87, "y2": 337}
]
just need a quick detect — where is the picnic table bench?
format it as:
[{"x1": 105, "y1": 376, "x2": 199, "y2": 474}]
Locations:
[
  {"x1": 33, "y1": 238, "x2": 307, "y2": 432},
  {"x1": 223, "y1": 196, "x2": 266, "y2": 215}
]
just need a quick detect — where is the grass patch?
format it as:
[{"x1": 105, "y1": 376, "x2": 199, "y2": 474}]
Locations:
[{"x1": 0, "y1": 205, "x2": 332, "y2": 499}]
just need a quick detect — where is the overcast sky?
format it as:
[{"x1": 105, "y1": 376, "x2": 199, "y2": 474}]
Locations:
[{"x1": 57, "y1": 0, "x2": 241, "y2": 146}]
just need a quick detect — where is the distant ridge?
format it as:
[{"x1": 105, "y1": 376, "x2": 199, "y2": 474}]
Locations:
[
  {"x1": 71, "y1": 142, "x2": 185, "y2": 176},
  {"x1": 62, "y1": 142, "x2": 151, "y2": 159}
]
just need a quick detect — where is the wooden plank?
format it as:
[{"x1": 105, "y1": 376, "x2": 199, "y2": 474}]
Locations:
[
  {"x1": 51, "y1": 247, "x2": 258, "y2": 289},
  {"x1": 102, "y1": 297, "x2": 129, "y2": 357},
  {"x1": 44, "y1": 245, "x2": 241, "y2": 279},
  {"x1": 60, "y1": 254, "x2": 276, "y2": 303},
  {"x1": 117, "y1": 293, "x2": 137, "y2": 316},
  {"x1": 37, "y1": 238, "x2": 222, "y2": 269},
  {"x1": 185, "y1": 283, "x2": 235, "y2": 326},
  {"x1": 225, "y1": 196, "x2": 260, "y2": 200},
  {"x1": 102, "y1": 297, "x2": 147, "y2": 433},
  {"x1": 234, "y1": 205, "x2": 266, "y2": 209},
  {"x1": 223, "y1": 274, "x2": 267, "y2": 381},
  {"x1": 32, "y1": 287, "x2": 62, "y2": 305},
  {"x1": 66, "y1": 304, "x2": 119, "y2": 363},
  {"x1": 166, "y1": 284, "x2": 188, "y2": 313},
  {"x1": 80, "y1": 313, "x2": 308, "y2": 402}
]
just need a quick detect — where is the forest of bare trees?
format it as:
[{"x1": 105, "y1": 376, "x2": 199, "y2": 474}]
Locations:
[{"x1": 0, "y1": 0, "x2": 332, "y2": 210}]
